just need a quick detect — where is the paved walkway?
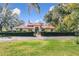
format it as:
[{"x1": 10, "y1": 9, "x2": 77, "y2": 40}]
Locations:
[{"x1": 0, "y1": 36, "x2": 76, "y2": 42}]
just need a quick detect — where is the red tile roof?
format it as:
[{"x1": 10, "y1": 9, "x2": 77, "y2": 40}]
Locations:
[{"x1": 14, "y1": 23, "x2": 55, "y2": 29}]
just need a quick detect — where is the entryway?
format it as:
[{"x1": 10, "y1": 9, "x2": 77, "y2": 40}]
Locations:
[{"x1": 34, "y1": 27, "x2": 41, "y2": 37}]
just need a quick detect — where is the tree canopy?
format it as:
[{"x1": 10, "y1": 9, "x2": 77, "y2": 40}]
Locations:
[
  {"x1": 44, "y1": 3, "x2": 79, "y2": 32},
  {"x1": 0, "y1": 4, "x2": 24, "y2": 31}
]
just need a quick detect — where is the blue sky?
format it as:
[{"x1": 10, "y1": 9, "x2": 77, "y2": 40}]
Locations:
[{"x1": 1, "y1": 3, "x2": 56, "y2": 23}]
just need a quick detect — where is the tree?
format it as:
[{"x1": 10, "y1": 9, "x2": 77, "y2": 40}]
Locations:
[
  {"x1": 0, "y1": 4, "x2": 24, "y2": 31},
  {"x1": 27, "y1": 3, "x2": 40, "y2": 14},
  {"x1": 44, "y1": 4, "x2": 67, "y2": 26},
  {"x1": 44, "y1": 3, "x2": 79, "y2": 32}
]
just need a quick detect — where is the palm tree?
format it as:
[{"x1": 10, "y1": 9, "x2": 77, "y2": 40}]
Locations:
[
  {"x1": 2, "y1": 3, "x2": 40, "y2": 16},
  {"x1": 28, "y1": 3, "x2": 40, "y2": 14}
]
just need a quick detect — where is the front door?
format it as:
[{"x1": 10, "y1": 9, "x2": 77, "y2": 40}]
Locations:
[
  {"x1": 35, "y1": 27, "x2": 39, "y2": 33},
  {"x1": 35, "y1": 27, "x2": 41, "y2": 37}
]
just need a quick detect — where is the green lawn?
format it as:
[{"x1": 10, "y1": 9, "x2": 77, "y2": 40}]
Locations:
[{"x1": 0, "y1": 38, "x2": 79, "y2": 56}]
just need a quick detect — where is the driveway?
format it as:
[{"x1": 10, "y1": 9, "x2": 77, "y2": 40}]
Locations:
[{"x1": 0, "y1": 36, "x2": 76, "y2": 42}]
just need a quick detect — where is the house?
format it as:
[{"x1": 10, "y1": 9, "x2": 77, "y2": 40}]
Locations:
[{"x1": 14, "y1": 21, "x2": 55, "y2": 32}]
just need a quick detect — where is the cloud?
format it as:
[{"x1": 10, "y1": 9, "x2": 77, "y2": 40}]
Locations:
[
  {"x1": 49, "y1": 6, "x2": 54, "y2": 11},
  {"x1": 12, "y1": 8, "x2": 21, "y2": 16},
  {"x1": 35, "y1": 20, "x2": 40, "y2": 23}
]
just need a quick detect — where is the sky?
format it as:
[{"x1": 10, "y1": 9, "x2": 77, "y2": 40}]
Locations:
[{"x1": 0, "y1": 3, "x2": 56, "y2": 23}]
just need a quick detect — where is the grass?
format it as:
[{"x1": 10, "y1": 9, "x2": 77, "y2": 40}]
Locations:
[{"x1": 0, "y1": 38, "x2": 79, "y2": 56}]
